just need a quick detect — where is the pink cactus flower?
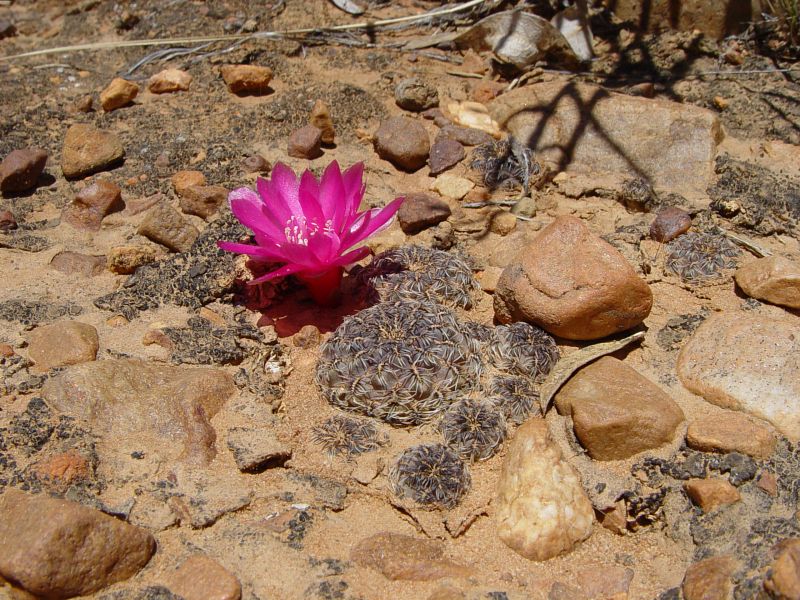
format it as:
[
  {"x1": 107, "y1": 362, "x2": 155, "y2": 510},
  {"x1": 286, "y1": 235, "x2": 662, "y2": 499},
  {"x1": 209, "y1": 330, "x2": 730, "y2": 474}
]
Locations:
[{"x1": 219, "y1": 161, "x2": 403, "y2": 305}]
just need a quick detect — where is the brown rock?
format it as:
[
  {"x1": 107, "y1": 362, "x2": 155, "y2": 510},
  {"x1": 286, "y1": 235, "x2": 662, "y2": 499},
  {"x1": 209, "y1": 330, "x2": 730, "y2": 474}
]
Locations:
[
  {"x1": 62, "y1": 180, "x2": 124, "y2": 230},
  {"x1": 0, "y1": 148, "x2": 48, "y2": 193},
  {"x1": 138, "y1": 202, "x2": 200, "y2": 253},
  {"x1": 220, "y1": 64, "x2": 272, "y2": 95},
  {"x1": 72, "y1": 95, "x2": 94, "y2": 113},
  {"x1": 287, "y1": 125, "x2": 323, "y2": 160},
  {"x1": 428, "y1": 137, "x2": 465, "y2": 176},
  {"x1": 164, "y1": 555, "x2": 242, "y2": 600},
  {"x1": 43, "y1": 359, "x2": 236, "y2": 465},
  {"x1": 49, "y1": 251, "x2": 106, "y2": 277},
  {"x1": 0, "y1": 489, "x2": 155, "y2": 599},
  {"x1": 472, "y1": 80, "x2": 505, "y2": 104},
  {"x1": 99, "y1": 77, "x2": 139, "y2": 111},
  {"x1": 397, "y1": 192, "x2": 451, "y2": 235},
  {"x1": 677, "y1": 313, "x2": 800, "y2": 440},
  {"x1": 599, "y1": 499, "x2": 628, "y2": 535},
  {"x1": 242, "y1": 155, "x2": 270, "y2": 173},
  {"x1": 0, "y1": 209, "x2": 16, "y2": 231},
  {"x1": 374, "y1": 116, "x2": 430, "y2": 172},
  {"x1": 488, "y1": 210, "x2": 517, "y2": 236},
  {"x1": 686, "y1": 412, "x2": 777, "y2": 459},
  {"x1": 395, "y1": 77, "x2": 439, "y2": 112},
  {"x1": 427, "y1": 584, "x2": 466, "y2": 600},
  {"x1": 604, "y1": 0, "x2": 751, "y2": 39},
  {"x1": 494, "y1": 216, "x2": 653, "y2": 339},
  {"x1": 684, "y1": 478, "x2": 741, "y2": 513},
  {"x1": 107, "y1": 244, "x2": 159, "y2": 274},
  {"x1": 148, "y1": 68, "x2": 193, "y2": 93},
  {"x1": 491, "y1": 82, "x2": 722, "y2": 198},
  {"x1": 735, "y1": 256, "x2": 800, "y2": 309},
  {"x1": 0, "y1": 344, "x2": 14, "y2": 358},
  {"x1": 226, "y1": 427, "x2": 291, "y2": 472},
  {"x1": 179, "y1": 185, "x2": 227, "y2": 219},
  {"x1": 682, "y1": 555, "x2": 738, "y2": 600},
  {"x1": 172, "y1": 170, "x2": 206, "y2": 197},
  {"x1": 61, "y1": 124, "x2": 125, "y2": 179},
  {"x1": 649, "y1": 206, "x2": 692, "y2": 242},
  {"x1": 437, "y1": 124, "x2": 494, "y2": 146},
  {"x1": 765, "y1": 539, "x2": 800, "y2": 599},
  {"x1": 26, "y1": 321, "x2": 99, "y2": 373},
  {"x1": 293, "y1": 324, "x2": 322, "y2": 348},
  {"x1": 310, "y1": 99, "x2": 335, "y2": 144},
  {"x1": 555, "y1": 356, "x2": 684, "y2": 460},
  {"x1": 32, "y1": 450, "x2": 91, "y2": 489},
  {"x1": 351, "y1": 532, "x2": 470, "y2": 580},
  {"x1": 124, "y1": 192, "x2": 163, "y2": 216},
  {"x1": 757, "y1": 471, "x2": 778, "y2": 497}
]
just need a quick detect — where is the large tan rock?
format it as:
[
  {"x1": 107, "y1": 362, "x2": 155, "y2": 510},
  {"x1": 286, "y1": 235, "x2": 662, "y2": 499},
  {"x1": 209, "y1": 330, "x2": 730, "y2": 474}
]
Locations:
[
  {"x1": 554, "y1": 356, "x2": 684, "y2": 460},
  {"x1": 735, "y1": 256, "x2": 800, "y2": 309},
  {"x1": 604, "y1": 0, "x2": 752, "y2": 39},
  {"x1": 765, "y1": 539, "x2": 800, "y2": 599},
  {"x1": 494, "y1": 216, "x2": 652, "y2": 340},
  {"x1": 351, "y1": 532, "x2": 470, "y2": 580},
  {"x1": 43, "y1": 359, "x2": 236, "y2": 464},
  {"x1": 0, "y1": 489, "x2": 155, "y2": 599},
  {"x1": 682, "y1": 555, "x2": 738, "y2": 600},
  {"x1": 686, "y1": 411, "x2": 777, "y2": 459},
  {"x1": 684, "y1": 478, "x2": 741, "y2": 513},
  {"x1": 496, "y1": 419, "x2": 594, "y2": 561},
  {"x1": 677, "y1": 313, "x2": 800, "y2": 440},
  {"x1": 490, "y1": 82, "x2": 722, "y2": 199},
  {"x1": 25, "y1": 321, "x2": 99, "y2": 373}
]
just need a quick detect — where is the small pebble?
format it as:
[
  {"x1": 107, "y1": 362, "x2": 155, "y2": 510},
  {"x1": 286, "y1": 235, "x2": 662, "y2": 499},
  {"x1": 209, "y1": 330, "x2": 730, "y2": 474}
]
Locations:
[
  {"x1": 310, "y1": 99, "x2": 335, "y2": 145},
  {"x1": 138, "y1": 202, "x2": 199, "y2": 253},
  {"x1": 421, "y1": 108, "x2": 449, "y2": 127},
  {"x1": 0, "y1": 209, "x2": 16, "y2": 231},
  {"x1": 0, "y1": 343, "x2": 14, "y2": 357},
  {"x1": 431, "y1": 174, "x2": 474, "y2": 200},
  {"x1": 61, "y1": 124, "x2": 125, "y2": 179},
  {"x1": 164, "y1": 555, "x2": 242, "y2": 600},
  {"x1": 649, "y1": 206, "x2": 692, "y2": 242},
  {"x1": 26, "y1": 321, "x2": 99, "y2": 373},
  {"x1": 471, "y1": 80, "x2": 504, "y2": 104},
  {"x1": 220, "y1": 64, "x2": 273, "y2": 95},
  {"x1": 287, "y1": 125, "x2": 323, "y2": 159},
  {"x1": 124, "y1": 192, "x2": 163, "y2": 216},
  {"x1": 437, "y1": 124, "x2": 493, "y2": 147},
  {"x1": 179, "y1": 185, "x2": 228, "y2": 219},
  {"x1": 62, "y1": 180, "x2": 124, "y2": 231},
  {"x1": 683, "y1": 478, "x2": 741, "y2": 513},
  {"x1": 50, "y1": 251, "x2": 106, "y2": 277},
  {"x1": 242, "y1": 155, "x2": 270, "y2": 173},
  {"x1": 107, "y1": 245, "x2": 159, "y2": 274},
  {"x1": 72, "y1": 95, "x2": 94, "y2": 113},
  {"x1": 395, "y1": 77, "x2": 439, "y2": 112},
  {"x1": 397, "y1": 192, "x2": 451, "y2": 235},
  {"x1": 0, "y1": 20, "x2": 17, "y2": 39},
  {"x1": 293, "y1": 324, "x2": 322, "y2": 348},
  {"x1": 428, "y1": 137, "x2": 465, "y2": 176},
  {"x1": 374, "y1": 116, "x2": 430, "y2": 172},
  {"x1": 172, "y1": 170, "x2": 206, "y2": 197},
  {"x1": 148, "y1": 68, "x2": 192, "y2": 93},
  {"x1": 0, "y1": 148, "x2": 48, "y2": 194},
  {"x1": 489, "y1": 210, "x2": 517, "y2": 236},
  {"x1": 99, "y1": 77, "x2": 139, "y2": 111}
]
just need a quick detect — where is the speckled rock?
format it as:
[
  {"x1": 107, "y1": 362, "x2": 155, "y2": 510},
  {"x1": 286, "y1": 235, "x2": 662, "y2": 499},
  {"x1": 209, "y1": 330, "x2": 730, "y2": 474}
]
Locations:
[
  {"x1": 50, "y1": 251, "x2": 106, "y2": 277},
  {"x1": 100, "y1": 77, "x2": 139, "y2": 111},
  {"x1": 682, "y1": 555, "x2": 738, "y2": 600},
  {"x1": 309, "y1": 99, "x2": 335, "y2": 144},
  {"x1": 496, "y1": 419, "x2": 594, "y2": 561},
  {"x1": 677, "y1": 313, "x2": 800, "y2": 440},
  {"x1": 62, "y1": 180, "x2": 124, "y2": 230},
  {"x1": 106, "y1": 244, "x2": 159, "y2": 274},
  {"x1": 765, "y1": 539, "x2": 800, "y2": 599},
  {"x1": 395, "y1": 77, "x2": 439, "y2": 112},
  {"x1": 351, "y1": 532, "x2": 470, "y2": 580},
  {"x1": 220, "y1": 64, "x2": 272, "y2": 95},
  {"x1": 0, "y1": 489, "x2": 155, "y2": 599},
  {"x1": 735, "y1": 256, "x2": 800, "y2": 309},
  {"x1": 43, "y1": 359, "x2": 236, "y2": 465},
  {"x1": 428, "y1": 137, "x2": 465, "y2": 176},
  {"x1": 554, "y1": 356, "x2": 684, "y2": 460},
  {"x1": 494, "y1": 216, "x2": 653, "y2": 340},
  {"x1": 25, "y1": 321, "x2": 99, "y2": 373},
  {"x1": 649, "y1": 206, "x2": 692, "y2": 242},
  {"x1": 148, "y1": 68, "x2": 192, "y2": 93},
  {"x1": 684, "y1": 478, "x2": 741, "y2": 513},
  {"x1": 430, "y1": 174, "x2": 474, "y2": 200},
  {"x1": 138, "y1": 202, "x2": 200, "y2": 253},
  {"x1": 61, "y1": 124, "x2": 125, "y2": 179},
  {"x1": 686, "y1": 412, "x2": 777, "y2": 459},
  {"x1": 287, "y1": 125, "x2": 323, "y2": 159},
  {"x1": 397, "y1": 192, "x2": 451, "y2": 235},
  {"x1": 0, "y1": 148, "x2": 48, "y2": 193},
  {"x1": 163, "y1": 555, "x2": 242, "y2": 600},
  {"x1": 179, "y1": 185, "x2": 227, "y2": 219},
  {"x1": 374, "y1": 116, "x2": 430, "y2": 172}
]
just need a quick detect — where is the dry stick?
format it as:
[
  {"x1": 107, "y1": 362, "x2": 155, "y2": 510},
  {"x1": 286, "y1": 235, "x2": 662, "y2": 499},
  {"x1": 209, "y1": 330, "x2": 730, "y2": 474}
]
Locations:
[{"x1": 0, "y1": 0, "x2": 490, "y2": 62}]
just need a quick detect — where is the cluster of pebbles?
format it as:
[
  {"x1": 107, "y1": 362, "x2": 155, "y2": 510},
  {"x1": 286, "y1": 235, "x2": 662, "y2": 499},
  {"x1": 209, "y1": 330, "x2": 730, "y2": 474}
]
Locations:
[{"x1": 313, "y1": 246, "x2": 560, "y2": 508}]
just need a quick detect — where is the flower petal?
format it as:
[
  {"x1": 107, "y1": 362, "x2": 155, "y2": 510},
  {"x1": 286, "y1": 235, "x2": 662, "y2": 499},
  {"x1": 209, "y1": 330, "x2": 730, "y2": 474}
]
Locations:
[
  {"x1": 268, "y1": 162, "x2": 302, "y2": 219},
  {"x1": 318, "y1": 161, "x2": 346, "y2": 228},
  {"x1": 298, "y1": 169, "x2": 325, "y2": 230},
  {"x1": 330, "y1": 245, "x2": 371, "y2": 267},
  {"x1": 229, "y1": 188, "x2": 284, "y2": 240},
  {"x1": 247, "y1": 262, "x2": 307, "y2": 284},
  {"x1": 306, "y1": 229, "x2": 342, "y2": 264},
  {"x1": 341, "y1": 162, "x2": 366, "y2": 221},
  {"x1": 341, "y1": 197, "x2": 404, "y2": 249},
  {"x1": 217, "y1": 240, "x2": 287, "y2": 261}
]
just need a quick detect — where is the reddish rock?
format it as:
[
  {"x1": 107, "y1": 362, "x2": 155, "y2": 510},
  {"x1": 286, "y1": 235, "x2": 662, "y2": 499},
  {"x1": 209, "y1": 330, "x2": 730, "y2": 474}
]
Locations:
[
  {"x1": 0, "y1": 148, "x2": 48, "y2": 193},
  {"x1": 429, "y1": 137, "x2": 465, "y2": 176},
  {"x1": 555, "y1": 356, "x2": 684, "y2": 460},
  {"x1": 62, "y1": 180, "x2": 124, "y2": 230},
  {"x1": 310, "y1": 100, "x2": 335, "y2": 144},
  {"x1": 397, "y1": 192, "x2": 451, "y2": 235},
  {"x1": 242, "y1": 155, "x2": 270, "y2": 173},
  {"x1": 686, "y1": 412, "x2": 777, "y2": 459},
  {"x1": 494, "y1": 216, "x2": 653, "y2": 340},
  {"x1": 682, "y1": 555, "x2": 738, "y2": 600},
  {"x1": 26, "y1": 321, "x2": 99, "y2": 373},
  {"x1": 756, "y1": 471, "x2": 778, "y2": 496},
  {"x1": 0, "y1": 209, "x2": 17, "y2": 232},
  {"x1": 179, "y1": 185, "x2": 228, "y2": 219},
  {"x1": 0, "y1": 489, "x2": 155, "y2": 599},
  {"x1": 351, "y1": 532, "x2": 470, "y2": 580},
  {"x1": 220, "y1": 64, "x2": 273, "y2": 95},
  {"x1": 99, "y1": 77, "x2": 139, "y2": 111},
  {"x1": 148, "y1": 68, "x2": 192, "y2": 93},
  {"x1": 437, "y1": 124, "x2": 493, "y2": 146},
  {"x1": 49, "y1": 251, "x2": 106, "y2": 277},
  {"x1": 374, "y1": 116, "x2": 430, "y2": 172},
  {"x1": 765, "y1": 539, "x2": 800, "y2": 599},
  {"x1": 32, "y1": 450, "x2": 92, "y2": 489},
  {"x1": 164, "y1": 555, "x2": 242, "y2": 600},
  {"x1": 124, "y1": 192, "x2": 163, "y2": 216},
  {"x1": 172, "y1": 170, "x2": 206, "y2": 197},
  {"x1": 735, "y1": 256, "x2": 800, "y2": 309},
  {"x1": 649, "y1": 206, "x2": 692, "y2": 242},
  {"x1": 61, "y1": 124, "x2": 125, "y2": 179},
  {"x1": 287, "y1": 125, "x2": 323, "y2": 160},
  {"x1": 684, "y1": 478, "x2": 741, "y2": 513},
  {"x1": 138, "y1": 202, "x2": 200, "y2": 253}
]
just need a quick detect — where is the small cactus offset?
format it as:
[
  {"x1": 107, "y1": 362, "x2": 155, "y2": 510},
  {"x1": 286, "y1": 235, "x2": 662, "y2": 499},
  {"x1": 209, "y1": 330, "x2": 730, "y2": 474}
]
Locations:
[{"x1": 389, "y1": 443, "x2": 471, "y2": 509}]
